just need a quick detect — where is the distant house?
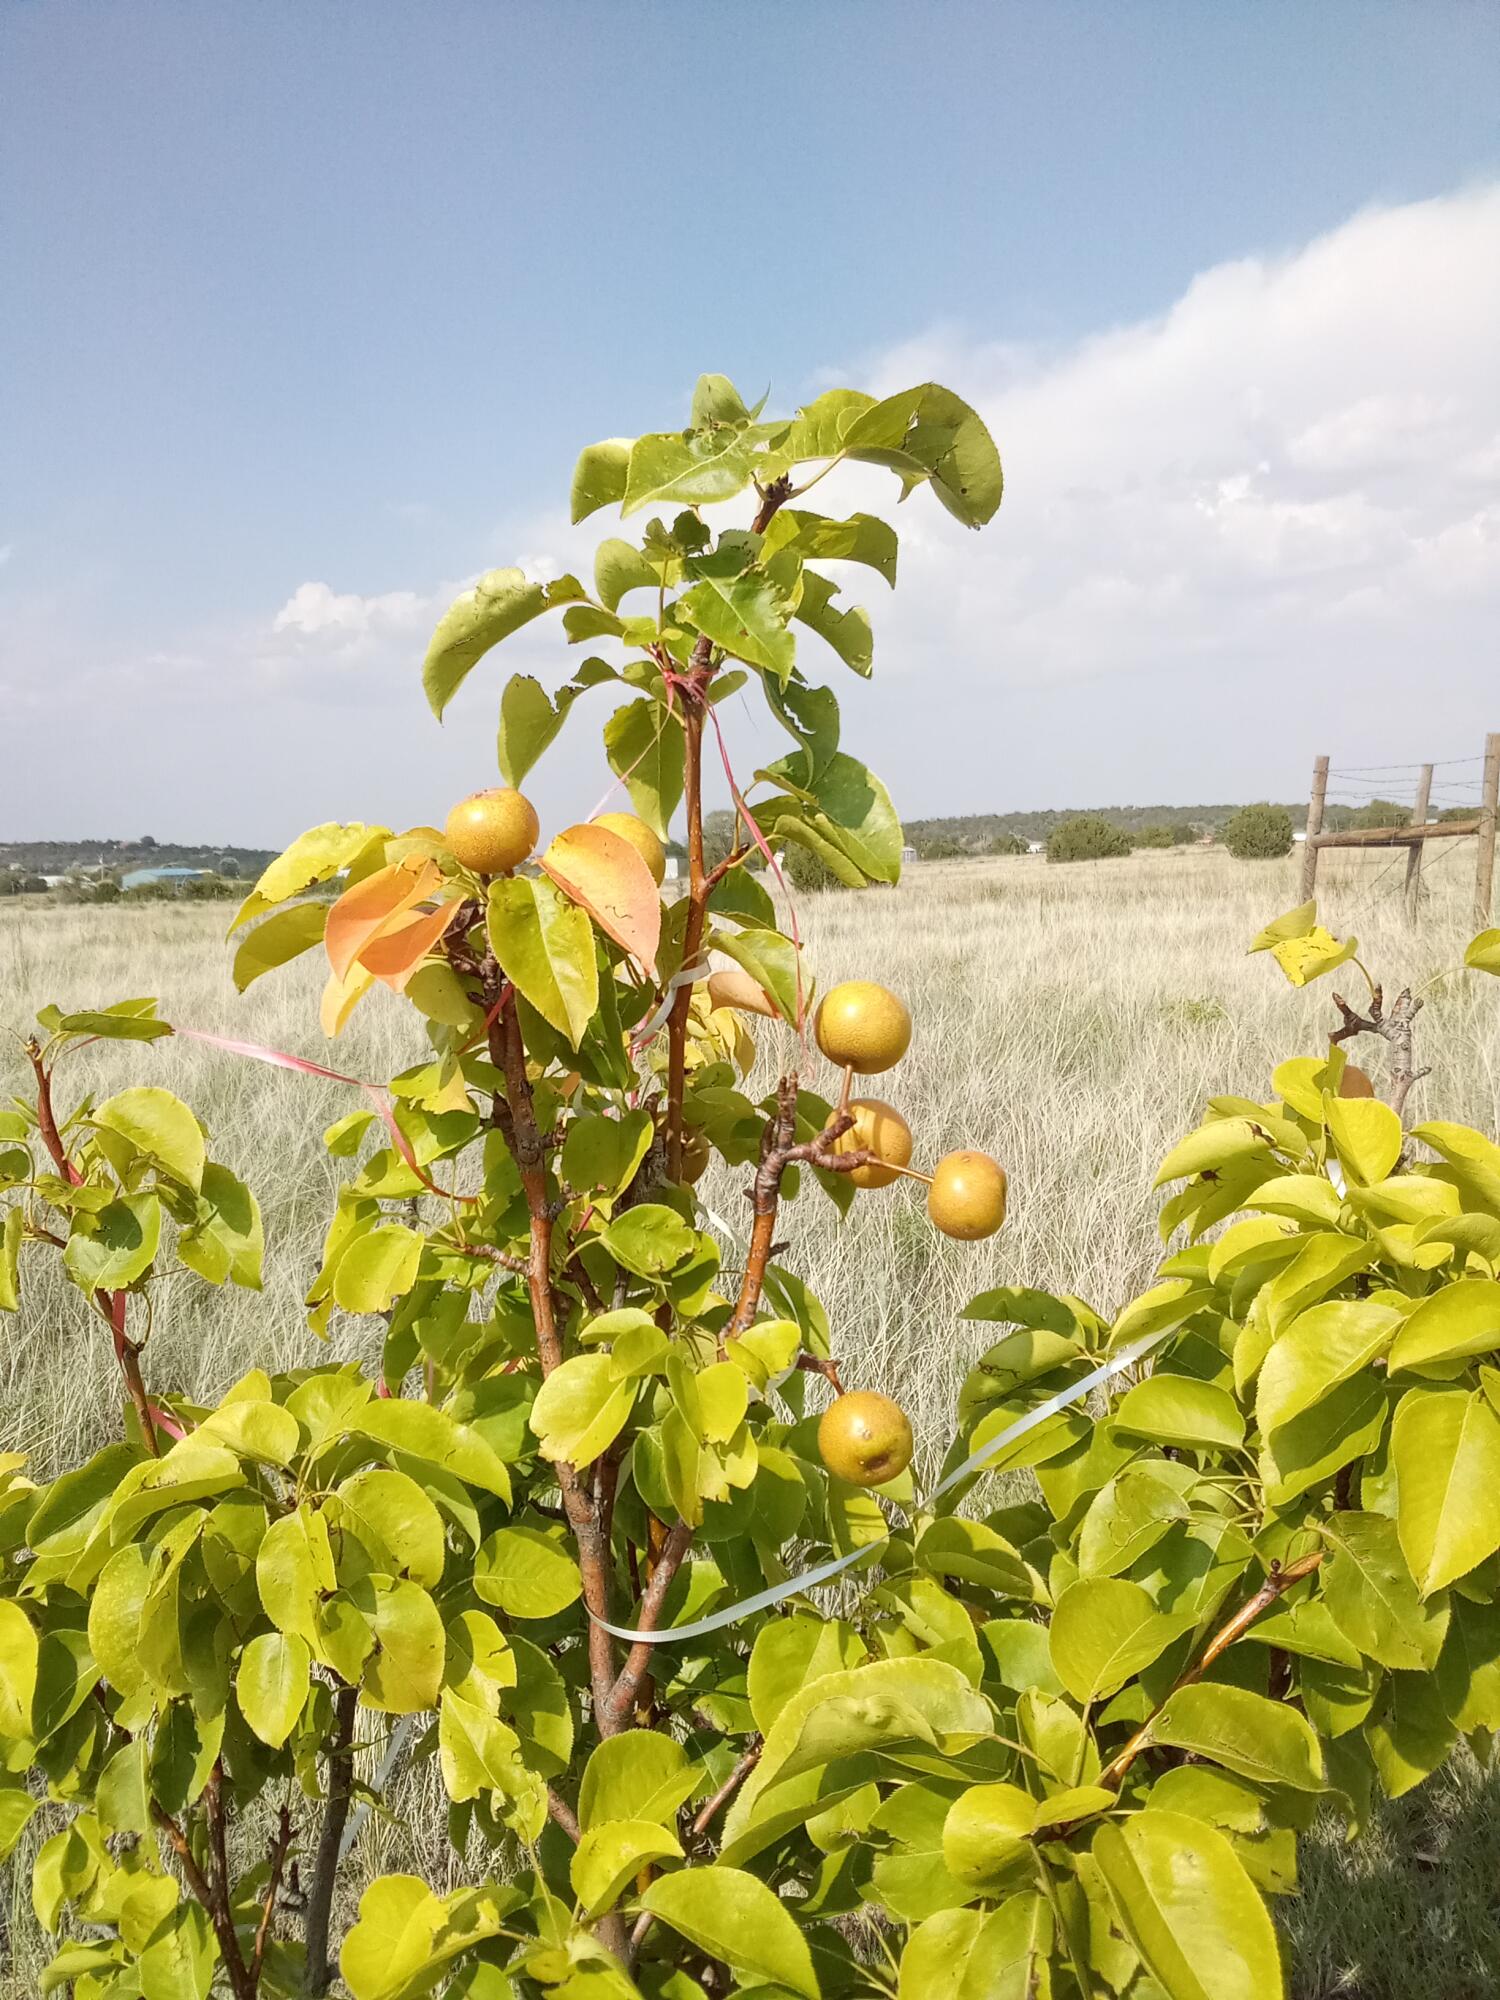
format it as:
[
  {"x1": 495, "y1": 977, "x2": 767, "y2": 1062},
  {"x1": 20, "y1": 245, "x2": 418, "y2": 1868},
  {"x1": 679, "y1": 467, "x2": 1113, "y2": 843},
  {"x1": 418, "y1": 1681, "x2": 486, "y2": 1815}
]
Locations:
[
  {"x1": 121, "y1": 866, "x2": 212, "y2": 890},
  {"x1": 1027, "y1": 840, "x2": 1045, "y2": 855},
  {"x1": 900, "y1": 844, "x2": 919, "y2": 864}
]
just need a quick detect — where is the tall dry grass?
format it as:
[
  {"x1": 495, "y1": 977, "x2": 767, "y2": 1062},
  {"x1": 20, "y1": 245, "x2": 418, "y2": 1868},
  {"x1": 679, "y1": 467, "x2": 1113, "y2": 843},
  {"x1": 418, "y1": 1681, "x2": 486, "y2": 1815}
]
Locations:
[{"x1": 2, "y1": 841, "x2": 1498, "y2": 1995}]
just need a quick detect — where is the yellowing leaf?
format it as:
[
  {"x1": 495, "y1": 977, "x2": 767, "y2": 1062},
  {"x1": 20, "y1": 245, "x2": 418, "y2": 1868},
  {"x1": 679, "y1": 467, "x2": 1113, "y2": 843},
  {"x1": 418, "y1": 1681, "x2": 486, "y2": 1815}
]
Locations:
[
  {"x1": 541, "y1": 822, "x2": 661, "y2": 979},
  {"x1": 1465, "y1": 928, "x2": 1500, "y2": 975},
  {"x1": 321, "y1": 960, "x2": 376, "y2": 1038},
  {"x1": 1249, "y1": 901, "x2": 1318, "y2": 952},
  {"x1": 325, "y1": 857, "x2": 441, "y2": 982},
  {"x1": 1270, "y1": 926, "x2": 1358, "y2": 987},
  {"x1": 1324, "y1": 1094, "x2": 1403, "y2": 1187}
]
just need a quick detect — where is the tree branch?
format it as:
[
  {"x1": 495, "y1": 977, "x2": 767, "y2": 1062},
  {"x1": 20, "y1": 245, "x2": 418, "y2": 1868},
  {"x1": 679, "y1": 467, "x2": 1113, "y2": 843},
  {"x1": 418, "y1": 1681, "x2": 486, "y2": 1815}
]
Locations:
[
  {"x1": 628, "y1": 1744, "x2": 763, "y2": 1962},
  {"x1": 726, "y1": 1087, "x2": 871, "y2": 1340},
  {"x1": 27, "y1": 1039, "x2": 160, "y2": 1455},
  {"x1": 1099, "y1": 1552, "x2": 1323, "y2": 1791},
  {"x1": 153, "y1": 1801, "x2": 253, "y2": 2000},
  {"x1": 1329, "y1": 984, "x2": 1429, "y2": 1122},
  {"x1": 251, "y1": 1801, "x2": 295, "y2": 1987},
  {"x1": 303, "y1": 1681, "x2": 357, "y2": 1995},
  {"x1": 600, "y1": 1522, "x2": 694, "y2": 1731}
]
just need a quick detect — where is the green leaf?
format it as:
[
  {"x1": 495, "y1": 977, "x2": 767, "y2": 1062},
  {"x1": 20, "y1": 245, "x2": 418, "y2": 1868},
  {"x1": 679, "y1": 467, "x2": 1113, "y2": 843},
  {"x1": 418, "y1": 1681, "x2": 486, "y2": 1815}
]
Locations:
[
  {"x1": 599, "y1": 1204, "x2": 696, "y2": 1277},
  {"x1": 1255, "y1": 1300, "x2": 1400, "y2": 1433},
  {"x1": 1325, "y1": 1095, "x2": 1404, "y2": 1187},
  {"x1": 602, "y1": 697, "x2": 686, "y2": 836},
  {"x1": 437, "y1": 1689, "x2": 524, "y2": 1803},
  {"x1": 1365, "y1": 1670, "x2": 1458, "y2": 1798},
  {"x1": 474, "y1": 1525, "x2": 583, "y2": 1619},
  {"x1": 639, "y1": 1866, "x2": 820, "y2": 2000},
  {"x1": 560, "y1": 1109, "x2": 654, "y2": 1195},
  {"x1": 340, "y1": 1875, "x2": 445, "y2": 2000},
  {"x1": 0, "y1": 1207, "x2": 20, "y2": 1313},
  {"x1": 177, "y1": 1162, "x2": 264, "y2": 1290},
  {"x1": 361, "y1": 1579, "x2": 446, "y2": 1714},
  {"x1": 1050, "y1": 1579, "x2": 1187, "y2": 1703},
  {"x1": 93, "y1": 1085, "x2": 205, "y2": 1190},
  {"x1": 63, "y1": 1193, "x2": 162, "y2": 1292},
  {"x1": 1113, "y1": 1375, "x2": 1245, "y2": 1452},
  {"x1": 793, "y1": 569, "x2": 873, "y2": 677},
  {"x1": 571, "y1": 438, "x2": 633, "y2": 522},
  {"x1": 767, "y1": 750, "x2": 904, "y2": 884},
  {"x1": 578, "y1": 1732, "x2": 699, "y2": 1831},
  {"x1": 940, "y1": 1782, "x2": 1034, "y2": 1890},
  {"x1": 1392, "y1": 1385, "x2": 1500, "y2": 1594},
  {"x1": 709, "y1": 927, "x2": 805, "y2": 1027},
  {"x1": 0, "y1": 1601, "x2": 39, "y2": 1739},
  {"x1": 1260, "y1": 1370, "x2": 1387, "y2": 1508},
  {"x1": 231, "y1": 901, "x2": 327, "y2": 992},
  {"x1": 236, "y1": 1631, "x2": 310, "y2": 1748},
  {"x1": 1093, "y1": 1808, "x2": 1284, "y2": 2000},
  {"x1": 571, "y1": 1819, "x2": 683, "y2": 1918},
  {"x1": 842, "y1": 382, "x2": 1003, "y2": 528},
  {"x1": 679, "y1": 568, "x2": 796, "y2": 680},
  {"x1": 1149, "y1": 1683, "x2": 1325, "y2": 1791},
  {"x1": 337, "y1": 1466, "x2": 447, "y2": 1587},
  {"x1": 528, "y1": 1354, "x2": 635, "y2": 1469},
  {"x1": 487, "y1": 875, "x2": 599, "y2": 1048},
  {"x1": 257, "y1": 1505, "x2": 335, "y2": 1642},
  {"x1": 497, "y1": 673, "x2": 585, "y2": 786},
  {"x1": 623, "y1": 427, "x2": 765, "y2": 516},
  {"x1": 138, "y1": 1901, "x2": 216, "y2": 2000},
  {"x1": 423, "y1": 570, "x2": 584, "y2": 718},
  {"x1": 333, "y1": 1223, "x2": 424, "y2": 1314},
  {"x1": 1154, "y1": 1118, "x2": 1273, "y2": 1188},
  {"x1": 231, "y1": 821, "x2": 389, "y2": 930},
  {"x1": 1388, "y1": 1278, "x2": 1500, "y2": 1373},
  {"x1": 0, "y1": 1782, "x2": 39, "y2": 1862},
  {"x1": 762, "y1": 507, "x2": 899, "y2": 585},
  {"x1": 1320, "y1": 1512, "x2": 1449, "y2": 1671}
]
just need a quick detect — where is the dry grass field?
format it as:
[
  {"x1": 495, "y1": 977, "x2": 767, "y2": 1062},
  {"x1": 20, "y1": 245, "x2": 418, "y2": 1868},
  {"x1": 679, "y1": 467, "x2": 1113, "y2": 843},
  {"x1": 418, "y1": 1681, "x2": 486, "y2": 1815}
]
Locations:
[{"x1": 3, "y1": 842, "x2": 1499, "y2": 1996}]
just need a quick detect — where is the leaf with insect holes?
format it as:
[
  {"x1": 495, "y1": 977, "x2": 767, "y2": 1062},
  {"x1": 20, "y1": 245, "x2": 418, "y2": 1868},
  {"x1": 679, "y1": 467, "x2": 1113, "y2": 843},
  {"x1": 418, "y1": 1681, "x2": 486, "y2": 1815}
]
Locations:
[{"x1": 541, "y1": 823, "x2": 660, "y2": 978}]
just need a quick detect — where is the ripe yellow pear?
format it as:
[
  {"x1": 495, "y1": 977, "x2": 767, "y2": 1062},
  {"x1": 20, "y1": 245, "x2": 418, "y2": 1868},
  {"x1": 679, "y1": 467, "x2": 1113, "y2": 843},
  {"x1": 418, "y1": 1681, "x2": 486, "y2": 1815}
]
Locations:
[
  {"x1": 707, "y1": 968, "x2": 779, "y2": 1019},
  {"x1": 445, "y1": 789, "x2": 539, "y2": 875},
  {"x1": 818, "y1": 1390, "x2": 914, "y2": 1487},
  {"x1": 834, "y1": 1099, "x2": 913, "y2": 1189},
  {"x1": 815, "y1": 981, "x2": 912, "y2": 1075},
  {"x1": 594, "y1": 811, "x2": 666, "y2": 886},
  {"x1": 1338, "y1": 1064, "x2": 1376, "y2": 1100},
  {"x1": 928, "y1": 1150, "x2": 1007, "y2": 1240}
]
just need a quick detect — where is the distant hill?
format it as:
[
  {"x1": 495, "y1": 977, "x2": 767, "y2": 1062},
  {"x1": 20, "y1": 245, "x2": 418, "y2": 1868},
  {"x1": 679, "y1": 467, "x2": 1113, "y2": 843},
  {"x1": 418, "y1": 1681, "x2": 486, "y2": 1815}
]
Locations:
[
  {"x1": 901, "y1": 804, "x2": 1307, "y2": 850},
  {"x1": 0, "y1": 839, "x2": 277, "y2": 879}
]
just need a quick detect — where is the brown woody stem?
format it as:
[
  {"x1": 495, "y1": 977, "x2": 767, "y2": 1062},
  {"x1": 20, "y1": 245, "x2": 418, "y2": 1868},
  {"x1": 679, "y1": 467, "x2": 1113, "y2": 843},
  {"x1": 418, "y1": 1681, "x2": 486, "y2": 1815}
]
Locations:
[
  {"x1": 1099, "y1": 1551, "x2": 1323, "y2": 1790},
  {"x1": 303, "y1": 1682, "x2": 357, "y2": 1995},
  {"x1": 27, "y1": 1040, "x2": 159, "y2": 1456}
]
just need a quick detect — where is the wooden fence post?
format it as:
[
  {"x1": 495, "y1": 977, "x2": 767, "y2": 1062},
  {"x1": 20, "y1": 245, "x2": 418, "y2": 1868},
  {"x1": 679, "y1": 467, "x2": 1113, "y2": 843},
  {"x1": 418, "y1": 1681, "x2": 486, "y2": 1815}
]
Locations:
[
  {"x1": 1404, "y1": 764, "x2": 1433, "y2": 922},
  {"x1": 1301, "y1": 755, "x2": 1329, "y2": 902},
  {"x1": 1476, "y1": 732, "x2": 1500, "y2": 932}
]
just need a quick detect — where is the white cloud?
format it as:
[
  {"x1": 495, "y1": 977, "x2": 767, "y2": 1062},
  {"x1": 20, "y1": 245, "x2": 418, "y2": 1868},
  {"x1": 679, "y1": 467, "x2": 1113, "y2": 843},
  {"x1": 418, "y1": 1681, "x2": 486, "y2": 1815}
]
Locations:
[{"x1": 6, "y1": 185, "x2": 1499, "y2": 838}]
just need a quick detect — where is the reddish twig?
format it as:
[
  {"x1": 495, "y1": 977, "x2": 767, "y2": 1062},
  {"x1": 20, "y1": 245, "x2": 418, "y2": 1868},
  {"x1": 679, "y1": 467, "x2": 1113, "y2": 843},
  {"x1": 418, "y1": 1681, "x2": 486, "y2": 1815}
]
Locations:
[{"x1": 600, "y1": 1522, "x2": 694, "y2": 1731}]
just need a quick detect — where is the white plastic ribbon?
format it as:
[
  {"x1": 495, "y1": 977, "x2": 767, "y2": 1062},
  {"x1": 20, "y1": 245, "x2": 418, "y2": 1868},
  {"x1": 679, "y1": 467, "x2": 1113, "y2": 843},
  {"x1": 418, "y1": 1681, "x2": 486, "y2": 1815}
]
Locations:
[{"x1": 590, "y1": 1324, "x2": 1173, "y2": 1646}]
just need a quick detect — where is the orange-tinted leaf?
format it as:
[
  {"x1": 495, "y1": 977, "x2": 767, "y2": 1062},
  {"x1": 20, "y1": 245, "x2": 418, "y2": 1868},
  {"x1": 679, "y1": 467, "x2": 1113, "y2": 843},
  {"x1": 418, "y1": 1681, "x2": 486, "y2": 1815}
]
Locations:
[
  {"x1": 359, "y1": 901, "x2": 463, "y2": 991},
  {"x1": 542, "y1": 823, "x2": 661, "y2": 980},
  {"x1": 321, "y1": 962, "x2": 375, "y2": 1037},
  {"x1": 326, "y1": 858, "x2": 441, "y2": 982}
]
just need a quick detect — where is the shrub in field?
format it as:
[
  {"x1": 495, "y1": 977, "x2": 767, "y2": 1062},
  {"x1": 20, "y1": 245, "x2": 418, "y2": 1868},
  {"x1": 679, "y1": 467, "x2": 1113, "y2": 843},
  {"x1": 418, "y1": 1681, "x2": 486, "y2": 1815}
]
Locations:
[
  {"x1": 1047, "y1": 814, "x2": 1132, "y2": 863},
  {"x1": 1224, "y1": 801, "x2": 1295, "y2": 860},
  {"x1": 1132, "y1": 823, "x2": 1188, "y2": 850},
  {"x1": 5, "y1": 382, "x2": 1500, "y2": 2000},
  {"x1": 987, "y1": 833, "x2": 1029, "y2": 856}
]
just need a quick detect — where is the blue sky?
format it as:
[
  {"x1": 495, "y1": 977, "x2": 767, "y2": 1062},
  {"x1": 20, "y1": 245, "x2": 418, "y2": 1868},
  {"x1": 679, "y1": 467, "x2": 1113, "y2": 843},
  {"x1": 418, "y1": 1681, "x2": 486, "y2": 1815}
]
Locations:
[{"x1": 4, "y1": 1, "x2": 1500, "y2": 842}]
